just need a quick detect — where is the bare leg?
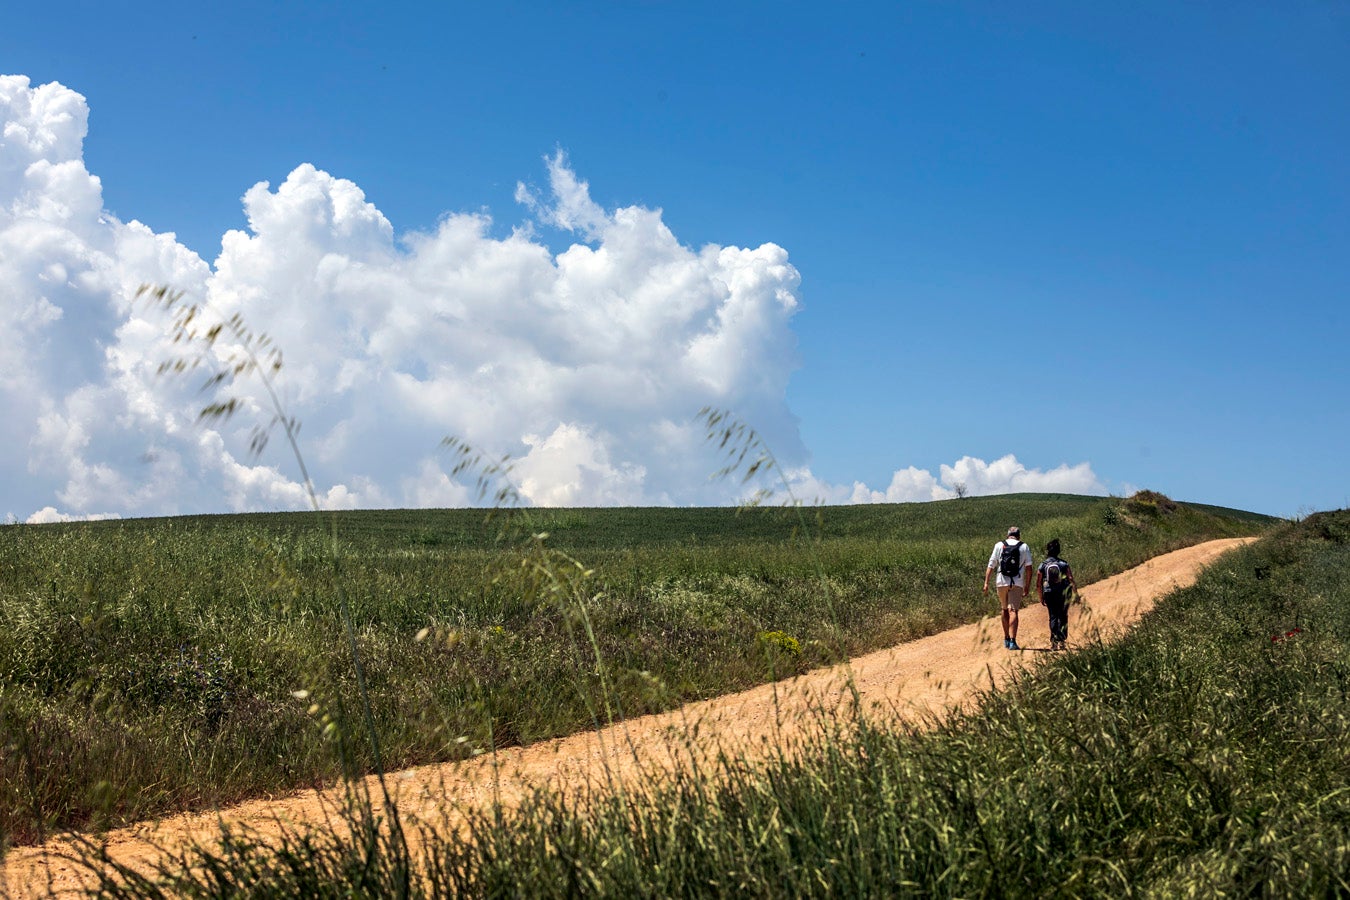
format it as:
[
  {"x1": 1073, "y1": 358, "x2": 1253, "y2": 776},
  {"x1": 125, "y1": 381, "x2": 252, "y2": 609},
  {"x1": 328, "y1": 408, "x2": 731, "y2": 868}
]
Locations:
[
  {"x1": 998, "y1": 585, "x2": 1022, "y2": 648},
  {"x1": 998, "y1": 586, "x2": 1012, "y2": 640}
]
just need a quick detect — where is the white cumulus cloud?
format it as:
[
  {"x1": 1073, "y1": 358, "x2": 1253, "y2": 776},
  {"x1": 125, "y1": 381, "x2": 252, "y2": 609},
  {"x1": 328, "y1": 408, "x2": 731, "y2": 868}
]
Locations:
[
  {"x1": 25, "y1": 506, "x2": 121, "y2": 524},
  {"x1": 1, "y1": 77, "x2": 809, "y2": 518},
  {"x1": 1, "y1": 75, "x2": 1106, "y2": 521},
  {"x1": 784, "y1": 455, "x2": 1105, "y2": 506}
]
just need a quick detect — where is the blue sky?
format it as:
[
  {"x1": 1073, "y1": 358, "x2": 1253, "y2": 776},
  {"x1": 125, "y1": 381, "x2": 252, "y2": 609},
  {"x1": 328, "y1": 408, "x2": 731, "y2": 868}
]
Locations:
[{"x1": 1, "y1": 1, "x2": 1346, "y2": 520}]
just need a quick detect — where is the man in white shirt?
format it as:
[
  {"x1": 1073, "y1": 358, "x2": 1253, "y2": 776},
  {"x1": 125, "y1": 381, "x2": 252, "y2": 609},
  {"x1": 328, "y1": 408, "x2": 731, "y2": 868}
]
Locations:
[{"x1": 983, "y1": 525, "x2": 1033, "y2": 650}]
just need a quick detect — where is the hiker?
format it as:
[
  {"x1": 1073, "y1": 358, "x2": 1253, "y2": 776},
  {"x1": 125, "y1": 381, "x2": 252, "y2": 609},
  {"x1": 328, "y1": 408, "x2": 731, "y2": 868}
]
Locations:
[
  {"x1": 1036, "y1": 538, "x2": 1081, "y2": 651},
  {"x1": 983, "y1": 526, "x2": 1033, "y2": 650}
]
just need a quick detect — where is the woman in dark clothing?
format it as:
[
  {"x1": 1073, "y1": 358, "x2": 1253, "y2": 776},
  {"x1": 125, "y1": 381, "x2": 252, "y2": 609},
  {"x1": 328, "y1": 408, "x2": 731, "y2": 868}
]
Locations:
[{"x1": 1035, "y1": 538, "x2": 1081, "y2": 651}]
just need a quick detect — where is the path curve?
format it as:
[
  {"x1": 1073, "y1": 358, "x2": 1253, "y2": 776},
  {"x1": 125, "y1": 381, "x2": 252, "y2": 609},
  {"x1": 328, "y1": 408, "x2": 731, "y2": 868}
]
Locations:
[{"x1": 4, "y1": 537, "x2": 1255, "y2": 897}]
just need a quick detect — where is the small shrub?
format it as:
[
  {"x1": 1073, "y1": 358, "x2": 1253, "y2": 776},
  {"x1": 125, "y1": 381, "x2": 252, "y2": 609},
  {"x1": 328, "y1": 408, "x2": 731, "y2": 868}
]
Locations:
[
  {"x1": 758, "y1": 630, "x2": 801, "y2": 656},
  {"x1": 1126, "y1": 489, "x2": 1179, "y2": 516}
]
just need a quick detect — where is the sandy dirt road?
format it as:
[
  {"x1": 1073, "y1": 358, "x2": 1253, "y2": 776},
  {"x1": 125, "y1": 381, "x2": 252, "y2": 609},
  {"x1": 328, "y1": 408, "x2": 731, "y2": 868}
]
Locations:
[{"x1": 4, "y1": 537, "x2": 1255, "y2": 897}]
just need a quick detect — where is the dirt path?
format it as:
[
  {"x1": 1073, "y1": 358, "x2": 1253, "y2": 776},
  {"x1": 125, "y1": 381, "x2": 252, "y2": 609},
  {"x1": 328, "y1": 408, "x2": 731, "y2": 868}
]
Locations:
[{"x1": 4, "y1": 537, "x2": 1255, "y2": 897}]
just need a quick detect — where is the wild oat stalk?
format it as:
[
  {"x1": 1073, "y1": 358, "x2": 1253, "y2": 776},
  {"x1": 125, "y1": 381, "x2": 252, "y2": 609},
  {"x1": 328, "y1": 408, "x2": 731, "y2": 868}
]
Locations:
[
  {"x1": 435, "y1": 437, "x2": 642, "y2": 808},
  {"x1": 698, "y1": 406, "x2": 847, "y2": 665},
  {"x1": 140, "y1": 284, "x2": 307, "y2": 488},
  {"x1": 136, "y1": 283, "x2": 405, "y2": 851},
  {"x1": 438, "y1": 437, "x2": 623, "y2": 726},
  {"x1": 440, "y1": 436, "x2": 528, "y2": 542}
]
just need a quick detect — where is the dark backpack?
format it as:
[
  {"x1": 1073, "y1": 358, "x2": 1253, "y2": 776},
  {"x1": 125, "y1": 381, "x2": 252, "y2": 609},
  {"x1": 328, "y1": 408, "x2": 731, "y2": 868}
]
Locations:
[
  {"x1": 1042, "y1": 557, "x2": 1068, "y2": 599},
  {"x1": 998, "y1": 541, "x2": 1023, "y2": 578}
]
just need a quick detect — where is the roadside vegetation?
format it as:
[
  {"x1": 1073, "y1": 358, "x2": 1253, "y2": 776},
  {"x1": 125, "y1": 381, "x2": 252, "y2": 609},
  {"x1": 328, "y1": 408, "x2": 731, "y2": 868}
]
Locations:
[
  {"x1": 0, "y1": 493, "x2": 1267, "y2": 844},
  {"x1": 74, "y1": 508, "x2": 1346, "y2": 897}
]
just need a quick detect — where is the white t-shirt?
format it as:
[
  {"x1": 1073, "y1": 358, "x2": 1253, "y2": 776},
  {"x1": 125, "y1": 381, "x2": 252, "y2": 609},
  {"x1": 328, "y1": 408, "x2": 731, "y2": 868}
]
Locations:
[{"x1": 987, "y1": 539, "x2": 1033, "y2": 588}]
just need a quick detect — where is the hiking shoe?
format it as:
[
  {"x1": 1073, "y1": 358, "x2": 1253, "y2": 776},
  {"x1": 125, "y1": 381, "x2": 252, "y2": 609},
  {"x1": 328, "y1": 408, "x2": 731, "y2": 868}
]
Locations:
[
  {"x1": 1007, "y1": 639, "x2": 1020, "y2": 651},
  {"x1": 1003, "y1": 639, "x2": 1013, "y2": 650}
]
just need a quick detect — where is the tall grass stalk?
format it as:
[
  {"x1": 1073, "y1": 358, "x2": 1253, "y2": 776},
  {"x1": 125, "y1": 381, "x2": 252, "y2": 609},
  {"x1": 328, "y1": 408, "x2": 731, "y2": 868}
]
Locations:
[
  {"x1": 135, "y1": 285, "x2": 406, "y2": 853},
  {"x1": 436, "y1": 439, "x2": 650, "y2": 823},
  {"x1": 699, "y1": 407, "x2": 854, "y2": 686}
]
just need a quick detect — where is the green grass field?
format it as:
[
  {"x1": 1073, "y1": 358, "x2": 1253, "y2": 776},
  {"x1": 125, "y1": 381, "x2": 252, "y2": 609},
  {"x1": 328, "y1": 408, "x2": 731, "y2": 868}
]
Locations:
[
  {"x1": 71, "y1": 507, "x2": 1346, "y2": 898},
  {"x1": 0, "y1": 492, "x2": 1269, "y2": 845}
]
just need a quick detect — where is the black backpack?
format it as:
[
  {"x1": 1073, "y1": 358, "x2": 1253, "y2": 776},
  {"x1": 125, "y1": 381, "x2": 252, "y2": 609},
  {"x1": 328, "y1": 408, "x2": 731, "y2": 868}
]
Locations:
[
  {"x1": 998, "y1": 540, "x2": 1023, "y2": 578},
  {"x1": 1042, "y1": 557, "x2": 1069, "y2": 599}
]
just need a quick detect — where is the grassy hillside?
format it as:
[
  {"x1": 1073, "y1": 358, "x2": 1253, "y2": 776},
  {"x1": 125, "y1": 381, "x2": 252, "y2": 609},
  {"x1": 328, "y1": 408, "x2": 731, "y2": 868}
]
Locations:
[
  {"x1": 0, "y1": 493, "x2": 1270, "y2": 843},
  {"x1": 428, "y1": 508, "x2": 1347, "y2": 897},
  {"x1": 95, "y1": 508, "x2": 1344, "y2": 898}
]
